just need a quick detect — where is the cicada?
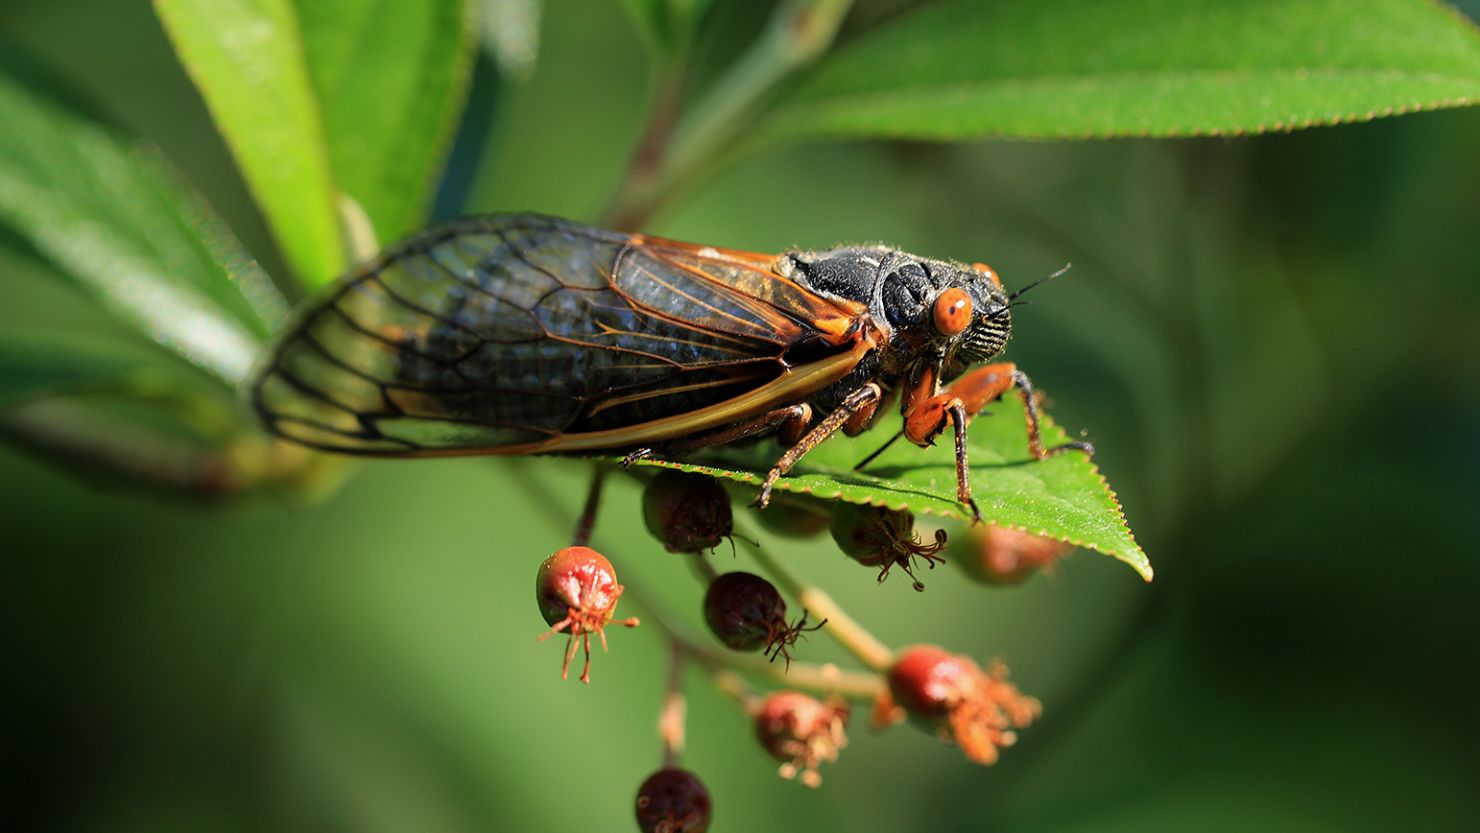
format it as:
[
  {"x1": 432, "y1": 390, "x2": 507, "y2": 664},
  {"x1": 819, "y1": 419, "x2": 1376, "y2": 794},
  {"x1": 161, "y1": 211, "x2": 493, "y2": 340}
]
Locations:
[{"x1": 249, "y1": 214, "x2": 1090, "y2": 518}]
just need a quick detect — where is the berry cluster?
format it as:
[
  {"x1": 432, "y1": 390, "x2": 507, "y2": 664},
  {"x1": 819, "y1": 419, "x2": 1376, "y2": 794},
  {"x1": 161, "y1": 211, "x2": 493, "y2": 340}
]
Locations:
[{"x1": 531, "y1": 469, "x2": 1075, "y2": 830}]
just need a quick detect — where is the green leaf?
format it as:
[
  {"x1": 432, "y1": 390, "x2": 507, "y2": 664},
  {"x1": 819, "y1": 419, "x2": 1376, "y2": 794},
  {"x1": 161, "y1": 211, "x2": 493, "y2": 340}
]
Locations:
[
  {"x1": 627, "y1": 395, "x2": 1151, "y2": 581},
  {"x1": 0, "y1": 334, "x2": 172, "y2": 410},
  {"x1": 758, "y1": 0, "x2": 1480, "y2": 142},
  {"x1": 157, "y1": 0, "x2": 477, "y2": 284},
  {"x1": 297, "y1": 0, "x2": 477, "y2": 243},
  {"x1": 0, "y1": 72, "x2": 276, "y2": 385},
  {"x1": 155, "y1": 0, "x2": 346, "y2": 286}
]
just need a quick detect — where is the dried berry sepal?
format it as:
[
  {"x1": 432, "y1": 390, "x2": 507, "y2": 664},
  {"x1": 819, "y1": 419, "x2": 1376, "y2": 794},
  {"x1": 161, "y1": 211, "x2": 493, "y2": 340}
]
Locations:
[
  {"x1": 635, "y1": 767, "x2": 712, "y2": 833},
  {"x1": 951, "y1": 524, "x2": 1073, "y2": 586},
  {"x1": 643, "y1": 470, "x2": 734, "y2": 554},
  {"x1": 703, "y1": 571, "x2": 823, "y2": 667},
  {"x1": 534, "y1": 546, "x2": 639, "y2": 684},
  {"x1": 753, "y1": 691, "x2": 850, "y2": 787},
  {"x1": 874, "y1": 644, "x2": 1040, "y2": 765},
  {"x1": 830, "y1": 504, "x2": 947, "y2": 591}
]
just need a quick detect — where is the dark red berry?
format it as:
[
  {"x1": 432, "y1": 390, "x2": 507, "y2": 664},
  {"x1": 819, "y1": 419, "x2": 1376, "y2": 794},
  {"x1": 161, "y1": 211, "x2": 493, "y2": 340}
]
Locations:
[
  {"x1": 634, "y1": 767, "x2": 711, "y2": 833},
  {"x1": 752, "y1": 495, "x2": 831, "y2": 539},
  {"x1": 881, "y1": 644, "x2": 1039, "y2": 765},
  {"x1": 643, "y1": 470, "x2": 734, "y2": 553},
  {"x1": 703, "y1": 571, "x2": 821, "y2": 666},
  {"x1": 534, "y1": 546, "x2": 639, "y2": 684},
  {"x1": 753, "y1": 691, "x2": 849, "y2": 787},
  {"x1": 951, "y1": 525, "x2": 1072, "y2": 585},
  {"x1": 829, "y1": 504, "x2": 947, "y2": 591}
]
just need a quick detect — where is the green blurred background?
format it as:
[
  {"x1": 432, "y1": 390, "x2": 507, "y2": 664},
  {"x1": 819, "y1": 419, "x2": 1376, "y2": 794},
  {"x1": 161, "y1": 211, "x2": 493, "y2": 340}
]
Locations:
[{"x1": 4, "y1": 1, "x2": 1480, "y2": 830}]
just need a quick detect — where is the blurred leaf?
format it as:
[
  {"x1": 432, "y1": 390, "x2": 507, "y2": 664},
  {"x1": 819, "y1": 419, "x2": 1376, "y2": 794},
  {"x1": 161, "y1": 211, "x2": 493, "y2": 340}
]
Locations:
[
  {"x1": 628, "y1": 395, "x2": 1152, "y2": 580},
  {"x1": 157, "y1": 0, "x2": 478, "y2": 284},
  {"x1": 482, "y1": 0, "x2": 543, "y2": 80},
  {"x1": 0, "y1": 72, "x2": 272, "y2": 385},
  {"x1": 0, "y1": 334, "x2": 172, "y2": 410},
  {"x1": 298, "y1": 0, "x2": 477, "y2": 243},
  {"x1": 758, "y1": 0, "x2": 1480, "y2": 142},
  {"x1": 622, "y1": 0, "x2": 714, "y2": 55},
  {"x1": 155, "y1": 0, "x2": 346, "y2": 286}
]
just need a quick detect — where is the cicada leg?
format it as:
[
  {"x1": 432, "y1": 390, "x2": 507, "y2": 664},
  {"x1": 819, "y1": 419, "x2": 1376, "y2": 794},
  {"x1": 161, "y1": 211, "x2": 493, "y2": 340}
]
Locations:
[
  {"x1": 622, "y1": 404, "x2": 814, "y2": 469},
  {"x1": 902, "y1": 363, "x2": 1094, "y2": 522},
  {"x1": 755, "y1": 384, "x2": 883, "y2": 510}
]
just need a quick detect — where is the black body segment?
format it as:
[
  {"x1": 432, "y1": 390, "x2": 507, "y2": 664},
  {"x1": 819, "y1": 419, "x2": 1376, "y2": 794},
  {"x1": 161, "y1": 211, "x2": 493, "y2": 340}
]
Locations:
[{"x1": 249, "y1": 215, "x2": 872, "y2": 455}]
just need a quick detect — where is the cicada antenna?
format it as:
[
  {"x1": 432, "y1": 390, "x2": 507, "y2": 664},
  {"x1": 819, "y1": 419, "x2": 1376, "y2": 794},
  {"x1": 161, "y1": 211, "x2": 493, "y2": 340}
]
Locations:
[{"x1": 1007, "y1": 262, "x2": 1072, "y2": 302}]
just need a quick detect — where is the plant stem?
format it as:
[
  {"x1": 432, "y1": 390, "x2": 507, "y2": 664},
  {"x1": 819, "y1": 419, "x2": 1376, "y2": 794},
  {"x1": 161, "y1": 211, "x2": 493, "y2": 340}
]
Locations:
[
  {"x1": 687, "y1": 552, "x2": 721, "y2": 585},
  {"x1": 571, "y1": 465, "x2": 607, "y2": 547},
  {"x1": 601, "y1": 0, "x2": 855, "y2": 229},
  {"x1": 514, "y1": 464, "x2": 886, "y2": 701},
  {"x1": 622, "y1": 580, "x2": 883, "y2": 702},
  {"x1": 601, "y1": 66, "x2": 686, "y2": 232},
  {"x1": 658, "y1": 641, "x2": 687, "y2": 767},
  {"x1": 737, "y1": 530, "x2": 895, "y2": 672},
  {"x1": 0, "y1": 398, "x2": 340, "y2": 500}
]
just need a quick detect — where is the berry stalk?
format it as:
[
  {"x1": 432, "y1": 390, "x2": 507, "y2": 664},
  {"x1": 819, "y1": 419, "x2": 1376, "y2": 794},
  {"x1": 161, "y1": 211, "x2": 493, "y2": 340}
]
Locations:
[{"x1": 736, "y1": 527, "x2": 895, "y2": 672}]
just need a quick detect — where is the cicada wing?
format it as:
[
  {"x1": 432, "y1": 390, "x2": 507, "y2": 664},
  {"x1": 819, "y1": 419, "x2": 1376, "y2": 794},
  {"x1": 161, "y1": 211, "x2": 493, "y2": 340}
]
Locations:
[{"x1": 249, "y1": 215, "x2": 869, "y2": 456}]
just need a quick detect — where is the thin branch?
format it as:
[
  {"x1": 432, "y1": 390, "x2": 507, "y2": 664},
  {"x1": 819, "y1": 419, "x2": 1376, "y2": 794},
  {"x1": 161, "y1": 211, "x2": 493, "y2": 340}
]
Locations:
[
  {"x1": 571, "y1": 465, "x2": 607, "y2": 547},
  {"x1": 621, "y1": 578, "x2": 884, "y2": 702},
  {"x1": 736, "y1": 527, "x2": 896, "y2": 672},
  {"x1": 601, "y1": 0, "x2": 856, "y2": 229},
  {"x1": 601, "y1": 67, "x2": 687, "y2": 232},
  {"x1": 658, "y1": 641, "x2": 687, "y2": 768},
  {"x1": 510, "y1": 462, "x2": 887, "y2": 701}
]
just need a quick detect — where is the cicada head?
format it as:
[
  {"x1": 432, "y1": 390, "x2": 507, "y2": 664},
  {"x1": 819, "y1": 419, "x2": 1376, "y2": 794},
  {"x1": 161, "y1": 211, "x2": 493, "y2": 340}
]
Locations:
[
  {"x1": 783, "y1": 246, "x2": 1013, "y2": 364},
  {"x1": 917, "y1": 260, "x2": 1012, "y2": 365}
]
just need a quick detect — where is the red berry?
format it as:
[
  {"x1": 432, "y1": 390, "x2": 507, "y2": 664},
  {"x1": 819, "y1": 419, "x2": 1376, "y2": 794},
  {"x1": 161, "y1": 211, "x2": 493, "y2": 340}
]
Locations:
[
  {"x1": 634, "y1": 767, "x2": 711, "y2": 833},
  {"x1": 534, "y1": 546, "x2": 639, "y2": 684},
  {"x1": 643, "y1": 470, "x2": 734, "y2": 553},
  {"x1": 882, "y1": 645, "x2": 1040, "y2": 765},
  {"x1": 753, "y1": 691, "x2": 849, "y2": 787},
  {"x1": 951, "y1": 525, "x2": 1072, "y2": 585},
  {"x1": 829, "y1": 504, "x2": 947, "y2": 591},
  {"x1": 703, "y1": 572, "x2": 821, "y2": 666}
]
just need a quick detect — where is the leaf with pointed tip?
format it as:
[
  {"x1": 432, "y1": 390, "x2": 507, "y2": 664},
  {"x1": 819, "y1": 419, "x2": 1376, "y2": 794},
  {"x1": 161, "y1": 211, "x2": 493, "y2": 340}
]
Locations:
[
  {"x1": 625, "y1": 394, "x2": 1151, "y2": 581},
  {"x1": 758, "y1": 0, "x2": 1480, "y2": 143}
]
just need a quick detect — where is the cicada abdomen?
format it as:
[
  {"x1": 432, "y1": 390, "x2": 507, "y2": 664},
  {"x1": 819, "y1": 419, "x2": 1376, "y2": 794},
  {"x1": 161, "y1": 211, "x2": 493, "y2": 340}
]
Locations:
[{"x1": 250, "y1": 214, "x2": 869, "y2": 456}]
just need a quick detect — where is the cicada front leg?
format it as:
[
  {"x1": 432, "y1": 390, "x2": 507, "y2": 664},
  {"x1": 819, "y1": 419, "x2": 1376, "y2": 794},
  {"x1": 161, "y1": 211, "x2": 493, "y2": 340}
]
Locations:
[
  {"x1": 620, "y1": 404, "x2": 815, "y2": 472},
  {"x1": 755, "y1": 384, "x2": 883, "y2": 510},
  {"x1": 902, "y1": 362, "x2": 1094, "y2": 523}
]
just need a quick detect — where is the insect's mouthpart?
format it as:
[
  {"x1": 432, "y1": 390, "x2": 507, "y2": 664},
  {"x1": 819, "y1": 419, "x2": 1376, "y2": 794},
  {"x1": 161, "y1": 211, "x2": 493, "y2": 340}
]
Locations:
[{"x1": 959, "y1": 306, "x2": 1011, "y2": 363}]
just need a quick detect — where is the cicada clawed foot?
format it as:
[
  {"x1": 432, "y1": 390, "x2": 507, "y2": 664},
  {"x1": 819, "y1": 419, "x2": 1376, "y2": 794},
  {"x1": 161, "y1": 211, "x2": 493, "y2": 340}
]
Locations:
[
  {"x1": 962, "y1": 495, "x2": 983, "y2": 525},
  {"x1": 753, "y1": 473, "x2": 781, "y2": 511}
]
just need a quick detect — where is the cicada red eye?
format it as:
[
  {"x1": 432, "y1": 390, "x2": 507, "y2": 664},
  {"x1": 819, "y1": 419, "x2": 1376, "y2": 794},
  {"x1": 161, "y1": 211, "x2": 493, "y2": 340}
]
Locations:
[
  {"x1": 932, "y1": 287, "x2": 973, "y2": 336},
  {"x1": 971, "y1": 262, "x2": 1002, "y2": 289}
]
